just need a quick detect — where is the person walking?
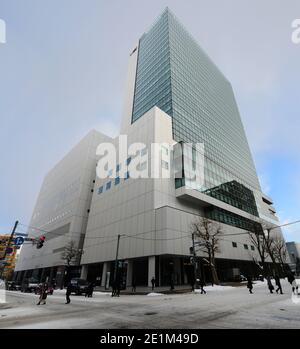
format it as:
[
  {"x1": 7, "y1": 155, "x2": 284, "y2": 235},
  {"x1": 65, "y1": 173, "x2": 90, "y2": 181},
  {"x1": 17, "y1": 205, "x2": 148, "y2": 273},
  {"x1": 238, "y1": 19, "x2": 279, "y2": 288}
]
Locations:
[
  {"x1": 267, "y1": 276, "x2": 274, "y2": 294},
  {"x1": 199, "y1": 278, "x2": 207, "y2": 294},
  {"x1": 190, "y1": 276, "x2": 195, "y2": 292},
  {"x1": 85, "y1": 282, "x2": 94, "y2": 298},
  {"x1": 116, "y1": 279, "x2": 121, "y2": 297},
  {"x1": 65, "y1": 282, "x2": 72, "y2": 304},
  {"x1": 170, "y1": 277, "x2": 174, "y2": 291},
  {"x1": 111, "y1": 279, "x2": 117, "y2": 297},
  {"x1": 132, "y1": 277, "x2": 136, "y2": 293},
  {"x1": 37, "y1": 283, "x2": 48, "y2": 305},
  {"x1": 247, "y1": 276, "x2": 253, "y2": 294},
  {"x1": 151, "y1": 277, "x2": 156, "y2": 291},
  {"x1": 287, "y1": 273, "x2": 299, "y2": 295},
  {"x1": 274, "y1": 275, "x2": 283, "y2": 294}
]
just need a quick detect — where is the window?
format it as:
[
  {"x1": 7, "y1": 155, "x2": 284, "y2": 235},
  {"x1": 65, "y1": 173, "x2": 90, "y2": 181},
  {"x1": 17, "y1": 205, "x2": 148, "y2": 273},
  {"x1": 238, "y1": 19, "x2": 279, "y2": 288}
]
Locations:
[
  {"x1": 251, "y1": 245, "x2": 255, "y2": 251},
  {"x1": 126, "y1": 157, "x2": 132, "y2": 165},
  {"x1": 98, "y1": 186, "x2": 103, "y2": 194},
  {"x1": 106, "y1": 182, "x2": 111, "y2": 190},
  {"x1": 139, "y1": 161, "x2": 147, "y2": 171},
  {"x1": 244, "y1": 244, "x2": 248, "y2": 250},
  {"x1": 115, "y1": 177, "x2": 120, "y2": 185},
  {"x1": 162, "y1": 160, "x2": 169, "y2": 170},
  {"x1": 161, "y1": 145, "x2": 169, "y2": 155},
  {"x1": 124, "y1": 171, "x2": 130, "y2": 180},
  {"x1": 141, "y1": 147, "x2": 148, "y2": 156},
  {"x1": 232, "y1": 242, "x2": 237, "y2": 248}
]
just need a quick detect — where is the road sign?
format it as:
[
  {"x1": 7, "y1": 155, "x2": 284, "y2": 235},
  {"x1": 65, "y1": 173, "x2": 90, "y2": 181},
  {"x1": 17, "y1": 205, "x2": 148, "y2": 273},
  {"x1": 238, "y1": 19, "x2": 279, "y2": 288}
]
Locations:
[{"x1": 14, "y1": 236, "x2": 24, "y2": 246}]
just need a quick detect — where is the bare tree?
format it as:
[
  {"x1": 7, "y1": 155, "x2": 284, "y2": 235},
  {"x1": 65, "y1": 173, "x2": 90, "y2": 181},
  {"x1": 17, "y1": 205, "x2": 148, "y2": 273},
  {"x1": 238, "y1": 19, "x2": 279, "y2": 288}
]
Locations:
[
  {"x1": 271, "y1": 237, "x2": 288, "y2": 273},
  {"x1": 61, "y1": 240, "x2": 83, "y2": 267},
  {"x1": 248, "y1": 224, "x2": 269, "y2": 277},
  {"x1": 190, "y1": 217, "x2": 222, "y2": 285},
  {"x1": 249, "y1": 223, "x2": 284, "y2": 277}
]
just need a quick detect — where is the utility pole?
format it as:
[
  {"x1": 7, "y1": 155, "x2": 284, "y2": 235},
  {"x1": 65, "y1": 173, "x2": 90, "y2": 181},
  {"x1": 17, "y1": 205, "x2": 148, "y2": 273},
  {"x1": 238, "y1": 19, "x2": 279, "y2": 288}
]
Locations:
[
  {"x1": 192, "y1": 233, "x2": 200, "y2": 289},
  {"x1": 0, "y1": 220, "x2": 18, "y2": 279},
  {"x1": 113, "y1": 234, "x2": 121, "y2": 286}
]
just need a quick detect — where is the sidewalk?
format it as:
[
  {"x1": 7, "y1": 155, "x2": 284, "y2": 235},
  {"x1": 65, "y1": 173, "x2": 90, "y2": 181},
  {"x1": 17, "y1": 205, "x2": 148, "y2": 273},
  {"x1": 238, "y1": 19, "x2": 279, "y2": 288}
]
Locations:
[{"x1": 93, "y1": 282, "x2": 244, "y2": 295}]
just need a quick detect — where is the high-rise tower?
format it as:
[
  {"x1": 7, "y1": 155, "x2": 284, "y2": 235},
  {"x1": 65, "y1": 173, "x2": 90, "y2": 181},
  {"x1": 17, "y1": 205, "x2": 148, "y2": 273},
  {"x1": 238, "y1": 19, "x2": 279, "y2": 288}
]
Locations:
[{"x1": 122, "y1": 8, "x2": 262, "y2": 216}]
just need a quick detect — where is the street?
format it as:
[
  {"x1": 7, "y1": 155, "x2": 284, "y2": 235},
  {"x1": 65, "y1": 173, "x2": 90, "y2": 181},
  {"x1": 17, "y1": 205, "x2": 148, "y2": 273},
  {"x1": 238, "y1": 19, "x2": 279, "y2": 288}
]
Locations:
[{"x1": 0, "y1": 280, "x2": 299, "y2": 329}]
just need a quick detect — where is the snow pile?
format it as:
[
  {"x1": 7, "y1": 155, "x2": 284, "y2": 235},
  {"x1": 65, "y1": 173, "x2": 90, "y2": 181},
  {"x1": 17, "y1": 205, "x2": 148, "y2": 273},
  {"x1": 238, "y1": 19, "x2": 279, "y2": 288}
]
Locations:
[
  {"x1": 194, "y1": 285, "x2": 234, "y2": 293},
  {"x1": 94, "y1": 292, "x2": 112, "y2": 296},
  {"x1": 147, "y1": 292, "x2": 164, "y2": 297}
]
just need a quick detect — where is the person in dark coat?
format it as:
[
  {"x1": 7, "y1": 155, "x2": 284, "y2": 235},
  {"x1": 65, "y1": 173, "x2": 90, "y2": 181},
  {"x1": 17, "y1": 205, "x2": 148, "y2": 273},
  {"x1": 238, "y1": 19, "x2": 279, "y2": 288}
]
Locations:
[
  {"x1": 267, "y1": 276, "x2": 274, "y2": 294},
  {"x1": 199, "y1": 278, "x2": 207, "y2": 294},
  {"x1": 247, "y1": 276, "x2": 253, "y2": 294},
  {"x1": 65, "y1": 282, "x2": 72, "y2": 304},
  {"x1": 151, "y1": 277, "x2": 156, "y2": 291},
  {"x1": 274, "y1": 275, "x2": 283, "y2": 294},
  {"x1": 37, "y1": 283, "x2": 48, "y2": 305},
  {"x1": 85, "y1": 282, "x2": 94, "y2": 298},
  {"x1": 170, "y1": 277, "x2": 174, "y2": 291},
  {"x1": 116, "y1": 279, "x2": 121, "y2": 297},
  {"x1": 111, "y1": 279, "x2": 117, "y2": 297},
  {"x1": 132, "y1": 278, "x2": 136, "y2": 293},
  {"x1": 190, "y1": 276, "x2": 195, "y2": 292}
]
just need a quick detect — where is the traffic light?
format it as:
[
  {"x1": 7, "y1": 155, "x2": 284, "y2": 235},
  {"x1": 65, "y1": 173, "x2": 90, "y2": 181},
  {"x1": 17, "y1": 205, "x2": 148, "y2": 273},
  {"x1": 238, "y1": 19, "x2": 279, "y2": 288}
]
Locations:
[{"x1": 36, "y1": 235, "x2": 46, "y2": 249}]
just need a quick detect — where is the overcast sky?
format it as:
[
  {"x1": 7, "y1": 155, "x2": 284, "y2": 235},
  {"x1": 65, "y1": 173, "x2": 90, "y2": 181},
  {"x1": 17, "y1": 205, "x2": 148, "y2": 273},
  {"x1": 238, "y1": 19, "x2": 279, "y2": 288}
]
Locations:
[{"x1": 0, "y1": 0, "x2": 299, "y2": 241}]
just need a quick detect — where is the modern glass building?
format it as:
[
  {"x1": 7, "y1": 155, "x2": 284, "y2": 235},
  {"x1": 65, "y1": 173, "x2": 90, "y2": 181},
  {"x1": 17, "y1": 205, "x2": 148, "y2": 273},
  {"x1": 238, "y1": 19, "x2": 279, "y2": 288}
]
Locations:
[{"x1": 132, "y1": 8, "x2": 261, "y2": 218}]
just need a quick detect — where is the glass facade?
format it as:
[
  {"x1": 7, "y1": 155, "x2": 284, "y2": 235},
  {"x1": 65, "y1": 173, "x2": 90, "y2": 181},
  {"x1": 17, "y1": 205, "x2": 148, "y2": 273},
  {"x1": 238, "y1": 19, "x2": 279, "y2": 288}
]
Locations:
[{"x1": 132, "y1": 8, "x2": 262, "y2": 217}]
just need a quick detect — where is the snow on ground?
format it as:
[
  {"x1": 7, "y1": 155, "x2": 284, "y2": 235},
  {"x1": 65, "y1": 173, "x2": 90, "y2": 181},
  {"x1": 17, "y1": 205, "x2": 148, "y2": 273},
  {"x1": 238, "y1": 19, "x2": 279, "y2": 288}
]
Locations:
[
  {"x1": 199, "y1": 285, "x2": 234, "y2": 292},
  {"x1": 146, "y1": 292, "x2": 164, "y2": 296},
  {"x1": 1, "y1": 279, "x2": 300, "y2": 329}
]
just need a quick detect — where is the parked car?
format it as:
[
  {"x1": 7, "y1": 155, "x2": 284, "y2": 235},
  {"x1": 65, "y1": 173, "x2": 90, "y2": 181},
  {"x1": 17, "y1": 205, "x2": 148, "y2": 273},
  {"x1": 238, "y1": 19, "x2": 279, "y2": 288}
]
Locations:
[
  {"x1": 69, "y1": 278, "x2": 89, "y2": 295},
  {"x1": 21, "y1": 277, "x2": 39, "y2": 293},
  {"x1": 240, "y1": 274, "x2": 247, "y2": 282},
  {"x1": 6, "y1": 281, "x2": 21, "y2": 291}
]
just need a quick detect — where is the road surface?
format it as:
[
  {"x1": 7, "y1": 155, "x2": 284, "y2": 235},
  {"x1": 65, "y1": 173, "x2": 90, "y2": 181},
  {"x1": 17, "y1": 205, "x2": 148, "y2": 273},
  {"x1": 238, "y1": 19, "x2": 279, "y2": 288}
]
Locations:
[{"x1": 0, "y1": 280, "x2": 299, "y2": 329}]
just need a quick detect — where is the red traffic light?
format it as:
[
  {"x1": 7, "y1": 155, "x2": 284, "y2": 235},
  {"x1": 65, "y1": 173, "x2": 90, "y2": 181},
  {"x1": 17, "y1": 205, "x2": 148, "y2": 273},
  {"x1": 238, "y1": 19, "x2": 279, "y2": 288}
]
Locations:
[{"x1": 36, "y1": 235, "x2": 46, "y2": 249}]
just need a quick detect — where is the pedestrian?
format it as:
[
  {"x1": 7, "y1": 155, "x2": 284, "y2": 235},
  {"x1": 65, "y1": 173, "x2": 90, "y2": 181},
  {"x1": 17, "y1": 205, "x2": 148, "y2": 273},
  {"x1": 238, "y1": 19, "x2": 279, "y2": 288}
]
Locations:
[
  {"x1": 132, "y1": 278, "x2": 136, "y2": 293},
  {"x1": 199, "y1": 278, "x2": 207, "y2": 294},
  {"x1": 190, "y1": 276, "x2": 195, "y2": 292},
  {"x1": 111, "y1": 279, "x2": 117, "y2": 297},
  {"x1": 287, "y1": 273, "x2": 299, "y2": 295},
  {"x1": 65, "y1": 281, "x2": 72, "y2": 304},
  {"x1": 170, "y1": 277, "x2": 174, "y2": 291},
  {"x1": 116, "y1": 279, "x2": 121, "y2": 297},
  {"x1": 274, "y1": 275, "x2": 283, "y2": 294},
  {"x1": 267, "y1": 276, "x2": 274, "y2": 294},
  {"x1": 247, "y1": 276, "x2": 253, "y2": 294},
  {"x1": 151, "y1": 277, "x2": 155, "y2": 291},
  {"x1": 85, "y1": 282, "x2": 94, "y2": 298},
  {"x1": 37, "y1": 283, "x2": 48, "y2": 305}
]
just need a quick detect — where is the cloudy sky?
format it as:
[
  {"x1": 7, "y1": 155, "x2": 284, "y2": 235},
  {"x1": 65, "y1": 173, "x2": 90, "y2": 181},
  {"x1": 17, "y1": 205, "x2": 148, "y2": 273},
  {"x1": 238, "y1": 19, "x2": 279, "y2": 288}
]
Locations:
[{"x1": 0, "y1": 0, "x2": 299, "y2": 241}]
